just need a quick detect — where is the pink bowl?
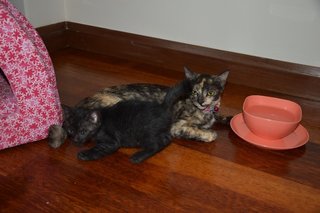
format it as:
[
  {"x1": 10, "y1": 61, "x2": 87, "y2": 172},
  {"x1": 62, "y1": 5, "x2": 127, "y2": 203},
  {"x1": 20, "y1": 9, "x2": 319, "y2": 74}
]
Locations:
[{"x1": 243, "y1": 95, "x2": 302, "y2": 140}]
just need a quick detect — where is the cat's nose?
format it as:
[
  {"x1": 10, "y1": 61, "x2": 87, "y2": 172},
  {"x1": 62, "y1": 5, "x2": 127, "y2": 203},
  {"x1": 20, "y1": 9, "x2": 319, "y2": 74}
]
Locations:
[
  {"x1": 197, "y1": 97, "x2": 205, "y2": 105},
  {"x1": 199, "y1": 102, "x2": 205, "y2": 107},
  {"x1": 72, "y1": 137, "x2": 83, "y2": 146}
]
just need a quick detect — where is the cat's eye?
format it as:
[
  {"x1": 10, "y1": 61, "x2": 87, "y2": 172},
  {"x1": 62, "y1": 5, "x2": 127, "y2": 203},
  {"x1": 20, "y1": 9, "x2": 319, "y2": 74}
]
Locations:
[
  {"x1": 207, "y1": 91, "x2": 216, "y2": 96},
  {"x1": 80, "y1": 130, "x2": 86, "y2": 136},
  {"x1": 192, "y1": 90, "x2": 197, "y2": 95}
]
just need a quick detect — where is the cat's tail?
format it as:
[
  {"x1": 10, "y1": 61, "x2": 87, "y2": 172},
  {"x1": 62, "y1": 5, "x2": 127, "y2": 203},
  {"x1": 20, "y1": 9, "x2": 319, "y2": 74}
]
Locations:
[{"x1": 162, "y1": 79, "x2": 192, "y2": 109}]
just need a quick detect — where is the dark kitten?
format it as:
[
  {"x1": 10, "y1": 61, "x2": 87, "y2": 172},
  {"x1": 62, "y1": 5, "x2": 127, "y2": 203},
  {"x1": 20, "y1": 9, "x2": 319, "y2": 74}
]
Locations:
[{"x1": 64, "y1": 79, "x2": 192, "y2": 163}]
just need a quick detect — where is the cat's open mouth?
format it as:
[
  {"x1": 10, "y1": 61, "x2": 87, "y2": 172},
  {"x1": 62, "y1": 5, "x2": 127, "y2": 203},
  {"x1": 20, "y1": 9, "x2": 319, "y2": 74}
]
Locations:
[
  {"x1": 193, "y1": 101, "x2": 207, "y2": 110},
  {"x1": 194, "y1": 101, "x2": 220, "y2": 113}
]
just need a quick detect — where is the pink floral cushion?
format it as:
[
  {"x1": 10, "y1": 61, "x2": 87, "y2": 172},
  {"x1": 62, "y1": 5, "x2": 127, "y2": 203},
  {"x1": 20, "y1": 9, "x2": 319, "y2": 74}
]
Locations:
[{"x1": 0, "y1": 0, "x2": 62, "y2": 149}]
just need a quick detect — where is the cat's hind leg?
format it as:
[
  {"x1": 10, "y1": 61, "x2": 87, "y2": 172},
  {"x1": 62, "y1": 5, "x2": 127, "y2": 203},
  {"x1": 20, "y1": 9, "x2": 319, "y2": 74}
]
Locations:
[
  {"x1": 78, "y1": 139, "x2": 120, "y2": 160},
  {"x1": 130, "y1": 134, "x2": 171, "y2": 164}
]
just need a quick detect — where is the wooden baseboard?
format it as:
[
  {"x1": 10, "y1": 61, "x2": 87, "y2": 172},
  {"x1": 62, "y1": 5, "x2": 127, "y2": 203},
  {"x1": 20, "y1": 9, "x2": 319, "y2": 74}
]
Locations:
[
  {"x1": 36, "y1": 22, "x2": 68, "y2": 53},
  {"x1": 37, "y1": 22, "x2": 320, "y2": 101}
]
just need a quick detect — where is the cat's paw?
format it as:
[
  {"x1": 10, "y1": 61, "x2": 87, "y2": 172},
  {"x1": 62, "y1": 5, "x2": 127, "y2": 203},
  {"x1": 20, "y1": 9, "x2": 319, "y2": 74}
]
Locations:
[
  {"x1": 203, "y1": 131, "x2": 218, "y2": 142},
  {"x1": 130, "y1": 157, "x2": 141, "y2": 164},
  {"x1": 78, "y1": 149, "x2": 106, "y2": 161},
  {"x1": 215, "y1": 114, "x2": 233, "y2": 125},
  {"x1": 225, "y1": 116, "x2": 233, "y2": 125},
  {"x1": 130, "y1": 152, "x2": 150, "y2": 164},
  {"x1": 130, "y1": 155, "x2": 145, "y2": 164},
  {"x1": 77, "y1": 151, "x2": 93, "y2": 161},
  {"x1": 48, "y1": 125, "x2": 67, "y2": 148}
]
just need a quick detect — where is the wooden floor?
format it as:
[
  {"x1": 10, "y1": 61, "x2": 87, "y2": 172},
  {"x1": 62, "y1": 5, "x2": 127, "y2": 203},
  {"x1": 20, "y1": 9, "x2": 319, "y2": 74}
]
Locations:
[{"x1": 1, "y1": 48, "x2": 319, "y2": 212}]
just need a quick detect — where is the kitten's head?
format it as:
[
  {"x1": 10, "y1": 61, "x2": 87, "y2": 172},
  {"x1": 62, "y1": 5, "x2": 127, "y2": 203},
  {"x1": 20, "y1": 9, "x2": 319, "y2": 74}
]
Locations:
[
  {"x1": 184, "y1": 67, "x2": 229, "y2": 112},
  {"x1": 62, "y1": 105, "x2": 102, "y2": 145}
]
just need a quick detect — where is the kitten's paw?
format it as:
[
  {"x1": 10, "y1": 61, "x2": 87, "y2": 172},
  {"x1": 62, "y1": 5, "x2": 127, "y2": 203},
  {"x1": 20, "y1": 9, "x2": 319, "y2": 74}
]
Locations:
[
  {"x1": 130, "y1": 155, "x2": 145, "y2": 164},
  {"x1": 77, "y1": 151, "x2": 93, "y2": 161},
  {"x1": 78, "y1": 149, "x2": 106, "y2": 161},
  {"x1": 48, "y1": 125, "x2": 67, "y2": 148},
  {"x1": 130, "y1": 152, "x2": 149, "y2": 164}
]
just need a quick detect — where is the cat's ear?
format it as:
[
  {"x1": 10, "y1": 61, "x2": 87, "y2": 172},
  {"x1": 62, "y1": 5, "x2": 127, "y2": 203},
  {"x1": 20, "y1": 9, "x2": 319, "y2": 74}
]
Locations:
[
  {"x1": 218, "y1": 71, "x2": 229, "y2": 87},
  {"x1": 61, "y1": 104, "x2": 72, "y2": 119},
  {"x1": 89, "y1": 111, "x2": 101, "y2": 124},
  {"x1": 184, "y1": 66, "x2": 199, "y2": 81}
]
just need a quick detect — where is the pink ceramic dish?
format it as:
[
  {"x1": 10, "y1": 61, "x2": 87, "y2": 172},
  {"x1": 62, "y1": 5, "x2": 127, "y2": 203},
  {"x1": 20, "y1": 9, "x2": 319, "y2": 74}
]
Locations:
[
  {"x1": 231, "y1": 113, "x2": 309, "y2": 150},
  {"x1": 243, "y1": 95, "x2": 302, "y2": 140}
]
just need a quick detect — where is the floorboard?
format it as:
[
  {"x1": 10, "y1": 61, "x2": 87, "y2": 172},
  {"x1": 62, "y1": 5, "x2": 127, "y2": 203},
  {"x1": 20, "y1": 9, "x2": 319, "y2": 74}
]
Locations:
[{"x1": 1, "y1": 48, "x2": 319, "y2": 212}]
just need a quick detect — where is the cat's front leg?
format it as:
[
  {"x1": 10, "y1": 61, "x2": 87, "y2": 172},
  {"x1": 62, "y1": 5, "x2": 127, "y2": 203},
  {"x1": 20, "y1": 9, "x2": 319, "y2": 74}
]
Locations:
[
  {"x1": 78, "y1": 140, "x2": 119, "y2": 160},
  {"x1": 130, "y1": 149, "x2": 155, "y2": 164},
  {"x1": 171, "y1": 120, "x2": 217, "y2": 142}
]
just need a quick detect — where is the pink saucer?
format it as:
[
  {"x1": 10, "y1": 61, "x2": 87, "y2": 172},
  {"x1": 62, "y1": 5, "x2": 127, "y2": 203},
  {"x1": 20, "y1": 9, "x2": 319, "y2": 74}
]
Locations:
[{"x1": 231, "y1": 113, "x2": 309, "y2": 150}]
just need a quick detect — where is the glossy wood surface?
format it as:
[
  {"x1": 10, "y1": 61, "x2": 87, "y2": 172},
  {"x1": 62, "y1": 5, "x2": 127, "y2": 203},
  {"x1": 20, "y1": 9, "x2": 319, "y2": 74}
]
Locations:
[
  {"x1": 1, "y1": 49, "x2": 319, "y2": 212},
  {"x1": 37, "y1": 22, "x2": 320, "y2": 101}
]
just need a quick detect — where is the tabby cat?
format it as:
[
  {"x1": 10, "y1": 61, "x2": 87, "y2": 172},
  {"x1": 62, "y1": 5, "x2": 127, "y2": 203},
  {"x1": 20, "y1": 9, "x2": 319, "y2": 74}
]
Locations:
[
  {"x1": 48, "y1": 67, "x2": 231, "y2": 148},
  {"x1": 63, "y1": 78, "x2": 192, "y2": 163}
]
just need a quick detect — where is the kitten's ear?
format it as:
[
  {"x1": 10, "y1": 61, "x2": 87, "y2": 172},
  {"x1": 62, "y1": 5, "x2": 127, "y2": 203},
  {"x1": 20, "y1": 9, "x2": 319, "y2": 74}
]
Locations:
[
  {"x1": 184, "y1": 66, "x2": 199, "y2": 81},
  {"x1": 89, "y1": 111, "x2": 101, "y2": 124},
  {"x1": 218, "y1": 71, "x2": 230, "y2": 87},
  {"x1": 61, "y1": 104, "x2": 72, "y2": 119}
]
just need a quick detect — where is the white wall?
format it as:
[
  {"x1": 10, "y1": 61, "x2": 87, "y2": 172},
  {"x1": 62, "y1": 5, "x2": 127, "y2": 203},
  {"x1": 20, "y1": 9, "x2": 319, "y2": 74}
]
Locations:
[
  {"x1": 9, "y1": 0, "x2": 66, "y2": 27},
  {"x1": 10, "y1": 0, "x2": 320, "y2": 67},
  {"x1": 8, "y1": 0, "x2": 25, "y2": 15}
]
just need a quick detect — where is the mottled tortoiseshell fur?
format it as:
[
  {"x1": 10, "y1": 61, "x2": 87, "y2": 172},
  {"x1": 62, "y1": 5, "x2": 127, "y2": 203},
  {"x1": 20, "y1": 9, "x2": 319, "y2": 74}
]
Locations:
[{"x1": 48, "y1": 67, "x2": 231, "y2": 148}]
